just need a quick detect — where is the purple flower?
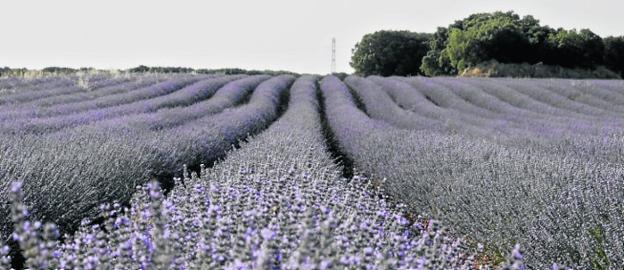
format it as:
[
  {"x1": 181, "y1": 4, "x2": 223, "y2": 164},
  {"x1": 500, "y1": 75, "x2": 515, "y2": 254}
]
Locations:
[
  {"x1": 10, "y1": 181, "x2": 23, "y2": 193},
  {"x1": 260, "y1": 228, "x2": 274, "y2": 240}
]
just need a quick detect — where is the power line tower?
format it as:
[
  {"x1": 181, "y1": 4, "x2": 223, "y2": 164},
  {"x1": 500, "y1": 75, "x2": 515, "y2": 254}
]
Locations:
[{"x1": 331, "y1": 38, "x2": 336, "y2": 74}]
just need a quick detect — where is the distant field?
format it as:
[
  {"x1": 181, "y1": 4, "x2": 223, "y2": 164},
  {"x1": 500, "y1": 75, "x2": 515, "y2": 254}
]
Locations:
[{"x1": 0, "y1": 73, "x2": 622, "y2": 269}]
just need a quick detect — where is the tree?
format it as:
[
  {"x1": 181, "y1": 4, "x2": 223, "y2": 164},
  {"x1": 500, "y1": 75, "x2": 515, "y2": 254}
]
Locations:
[
  {"x1": 350, "y1": 31, "x2": 431, "y2": 76},
  {"x1": 603, "y1": 36, "x2": 624, "y2": 76},
  {"x1": 420, "y1": 27, "x2": 457, "y2": 76},
  {"x1": 545, "y1": 29, "x2": 605, "y2": 68},
  {"x1": 444, "y1": 11, "x2": 535, "y2": 71},
  {"x1": 355, "y1": 11, "x2": 617, "y2": 77}
]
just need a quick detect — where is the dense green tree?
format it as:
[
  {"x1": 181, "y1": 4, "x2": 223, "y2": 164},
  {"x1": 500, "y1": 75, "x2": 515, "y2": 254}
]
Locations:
[
  {"x1": 350, "y1": 31, "x2": 431, "y2": 76},
  {"x1": 421, "y1": 12, "x2": 556, "y2": 75},
  {"x1": 517, "y1": 15, "x2": 556, "y2": 63},
  {"x1": 444, "y1": 11, "x2": 549, "y2": 71},
  {"x1": 545, "y1": 29, "x2": 605, "y2": 68},
  {"x1": 420, "y1": 27, "x2": 457, "y2": 76},
  {"x1": 422, "y1": 11, "x2": 611, "y2": 74},
  {"x1": 603, "y1": 36, "x2": 624, "y2": 76}
]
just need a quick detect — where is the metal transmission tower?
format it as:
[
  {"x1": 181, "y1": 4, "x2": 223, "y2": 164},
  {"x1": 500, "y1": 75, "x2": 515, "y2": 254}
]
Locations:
[{"x1": 331, "y1": 38, "x2": 336, "y2": 74}]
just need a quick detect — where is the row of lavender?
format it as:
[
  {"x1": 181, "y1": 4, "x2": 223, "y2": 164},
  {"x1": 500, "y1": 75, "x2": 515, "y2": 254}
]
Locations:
[
  {"x1": 331, "y1": 75, "x2": 624, "y2": 268},
  {"x1": 0, "y1": 73, "x2": 171, "y2": 105},
  {"x1": 0, "y1": 76, "x2": 526, "y2": 269},
  {"x1": 0, "y1": 74, "x2": 297, "y2": 244}
]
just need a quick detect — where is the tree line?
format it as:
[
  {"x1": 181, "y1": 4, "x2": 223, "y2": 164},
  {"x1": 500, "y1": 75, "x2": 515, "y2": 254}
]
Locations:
[{"x1": 351, "y1": 11, "x2": 624, "y2": 78}]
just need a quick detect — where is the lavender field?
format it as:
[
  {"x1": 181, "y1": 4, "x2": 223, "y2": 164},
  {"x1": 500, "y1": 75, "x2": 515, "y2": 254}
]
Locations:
[{"x1": 0, "y1": 73, "x2": 623, "y2": 269}]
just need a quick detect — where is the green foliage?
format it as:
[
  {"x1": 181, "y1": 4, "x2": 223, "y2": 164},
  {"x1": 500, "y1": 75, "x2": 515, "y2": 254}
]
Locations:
[
  {"x1": 350, "y1": 30, "x2": 431, "y2": 76},
  {"x1": 603, "y1": 36, "x2": 624, "y2": 76},
  {"x1": 418, "y1": 11, "x2": 615, "y2": 77},
  {"x1": 420, "y1": 28, "x2": 457, "y2": 76},
  {"x1": 545, "y1": 28, "x2": 605, "y2": 68},
  {"x1": 444, "y1": 12, "x2": 549, "y2": 71}
]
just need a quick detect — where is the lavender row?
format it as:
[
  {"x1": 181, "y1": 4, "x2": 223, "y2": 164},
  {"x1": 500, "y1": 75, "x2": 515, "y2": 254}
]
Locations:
[
  {"x1": 430, "y1": 77, "x2": 624, "y2": 134},
  {"x1": 10, "y1": 74, "x2": 203, "y2": 110},
  {"x1": 0, "y1": 76, "x2": 241, "y2": 134},
  {"x1": 493, "y1": 78, "x2": 621, "y2": 118},
  {"x1": 346, "y1": 76, "x2": 525, "y2": 140},
  {"x1": 0, "y1": 74, "x2": 118, "y2": 104},
  {"x1": 525, "y1": 78, "x2": 624, "y2": 113},
  {"x1": 18, "y1": 74, "x2": 199, "y2": 117},
  {"x1": 320, "y1": 76, "x2": 624, "y2": 269},
  {"x1": 0, "y1": 76, "x2": 76, "y2": 97},
  {"x1": 0, "y1": 76, "x2": 207, "y2": 134},
  {"x1": 366, "y1": 76, "x2": 512, "y2": 138},
  {"x1": 0, "y1": 75, "x2": 139, "y2": 114},
  {"x1": 391, "y1": 76, "x2": 573, "y2": 135},
  {"x1": 589, "y1": 79, "x2": 624, "y2": 97},
  {"x1": 377, "y1": 76, "x2": 624, "y2": 139},
  {"x1": 17, "y1": 76, "x2": 148, "y2": 108},
  {"x1": 383, "y1": 77, "x2": 624, "y2": 163},
  {"x1": 150, "y1": 75, "x2": 294, "y2": 173},
  {"x1": 0, "y1": 78, "x2": 82, "y2": 105},
  {"x1": 381, "y1": 76, "x2": 624, "y2": 161},
  {"x1": 441, "y1": 77, "x2": 619, "y2": 118},
  {"x1": 344, "y1": 76, "x2": 444, "y2": 131},
  {"x1": 458, "y1": 77, "x2": 609, "y2": 123},
  {"x1": 0, "y1": 75, "x2": 291, "y2": 243},
  {"x1": 88, "y1": 75, "x2": 269, "y2": 132},
  {"x1": 0, "y1": 75, "x2": 526, "y2": 269}
]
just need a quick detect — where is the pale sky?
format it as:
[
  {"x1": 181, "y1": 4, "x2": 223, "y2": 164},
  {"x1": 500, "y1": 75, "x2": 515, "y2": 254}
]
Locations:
[{"x1": 0, "y1": 0, "x2": 622, "y2": 74}]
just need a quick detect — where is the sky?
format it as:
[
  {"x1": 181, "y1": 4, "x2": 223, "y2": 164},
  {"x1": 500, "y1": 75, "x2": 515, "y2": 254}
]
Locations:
[{"x1": 0, "y1": 0, "x2": 622, "y2": 74}]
